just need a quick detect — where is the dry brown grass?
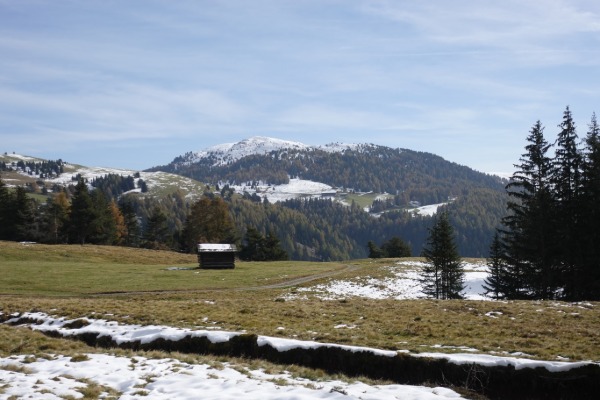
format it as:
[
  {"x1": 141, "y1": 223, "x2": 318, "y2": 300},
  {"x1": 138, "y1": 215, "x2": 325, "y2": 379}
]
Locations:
[
  {"x1": 2, "y1": 292, "x2": 599, "y2": 362},
  {"x1": 1, "y1": 242, "x2": 599, "y2": 363}
]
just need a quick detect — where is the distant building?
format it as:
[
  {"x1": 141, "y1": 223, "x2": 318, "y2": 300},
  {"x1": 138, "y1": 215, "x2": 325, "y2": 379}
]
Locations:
[
  {"x1": 197, "y1": 244, "x2": 237, "y2": 269},
  {"x1": 321, "y1": 190, "x2": 337, "y2": 198}
]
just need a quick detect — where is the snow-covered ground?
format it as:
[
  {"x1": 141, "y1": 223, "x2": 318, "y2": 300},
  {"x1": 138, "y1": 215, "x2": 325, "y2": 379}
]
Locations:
[
  {"x1": 289, "y1": 260, "x2": 490, "y2": 301},
  {"x1": 3, "y1": 311, "x2": 596, "y2": 399},
  {"x1": 190, "y1": 136, "x2": 309, "y2": 166},
  {"x1": 1, "y1": 313, "x2": 465, "y2": 399},
  {"x1": 0, "y1": 353, "x2": 462, "y2": 400},
  {"x1": 412, "y1": 202, "x2": 447, "y2": 216},
  {"x1": 233, "y1": 178, "x2": 335, "y2": 203}
]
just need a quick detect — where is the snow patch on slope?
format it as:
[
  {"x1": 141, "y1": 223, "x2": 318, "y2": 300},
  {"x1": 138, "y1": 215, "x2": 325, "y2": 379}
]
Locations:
[
  {"x1": 0, "y1": 353, "x2": 462, "y2": 400},
  {"x1": 232, "y1": 178, "x2": 335, "y2": 203},
  {"x1": 290, "y1": 260, "x2": 491, "y2": 301},
  {"x1": 191, "y1": 136, "x2": 309, "y2": 166},
  {"x1": 187, "y1": 136, "x2": 366, "y2": 167}
]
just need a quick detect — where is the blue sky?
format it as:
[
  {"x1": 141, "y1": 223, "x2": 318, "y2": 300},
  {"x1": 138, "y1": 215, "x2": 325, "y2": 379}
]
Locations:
[{"x1": 1, "y1": 0, "x2": 599, "y2": 174}]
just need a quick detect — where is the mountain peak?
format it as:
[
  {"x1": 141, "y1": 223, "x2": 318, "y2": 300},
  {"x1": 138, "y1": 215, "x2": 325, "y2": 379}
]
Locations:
[
  {"x1": 190, "y1": 136, "x2": 308, "y2": 166},
  {"x1": 186, "y1": 136, "x2": 368, "y2": 167}
]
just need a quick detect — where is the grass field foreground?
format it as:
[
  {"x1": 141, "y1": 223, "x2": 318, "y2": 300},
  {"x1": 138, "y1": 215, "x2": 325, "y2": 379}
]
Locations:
[
  {"x1": 1, "y1": 241, "x2": 599, "y2": 363},
  {"x1": 0, "y1": 241, "x2": 346, "y2": 295}
]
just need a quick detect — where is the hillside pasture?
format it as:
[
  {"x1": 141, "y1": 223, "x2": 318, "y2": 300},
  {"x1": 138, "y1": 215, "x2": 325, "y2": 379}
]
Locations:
[
  {"x1": 1, "y1": 242, "x2": 598, "y2": 365},
  {"x1": 0, "y1": 241, "x2": 345, "y2": 296}
]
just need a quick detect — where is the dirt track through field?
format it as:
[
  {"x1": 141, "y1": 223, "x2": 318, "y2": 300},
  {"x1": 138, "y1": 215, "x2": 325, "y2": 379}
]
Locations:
[{"x1": 90, "y1": 264, "x2": 359, "y2": 297}]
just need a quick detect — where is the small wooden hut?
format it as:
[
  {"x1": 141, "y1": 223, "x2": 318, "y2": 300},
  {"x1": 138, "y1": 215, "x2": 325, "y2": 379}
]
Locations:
[{"x1": 197, "y1": 243, "x2": 237, "y2": 269}]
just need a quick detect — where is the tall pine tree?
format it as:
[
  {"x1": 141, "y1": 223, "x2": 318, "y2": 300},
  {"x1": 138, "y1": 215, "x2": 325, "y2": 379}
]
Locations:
[
  {"x1": 502, "y1": 120, "x2": 557, "y2": 299},
  {"x1": 551, "y1": 106, "x2": 584, "y2": 300},
  {"x1": 68, "y1": 178, "x2": 95, "y2": 244},
  {"x1": 483, "y1": 231, "x2": 510, "y2": 299},
  {"x1": 420, "y1": 212, "x2": 464, "y2": 299},
  {"x1": 580, "y1": 113, "x2": 600, "y2": 299}
]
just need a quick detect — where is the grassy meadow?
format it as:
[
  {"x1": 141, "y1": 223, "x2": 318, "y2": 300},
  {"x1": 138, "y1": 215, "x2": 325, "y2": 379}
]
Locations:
[{"x1": 1, "y1": 240, "x2": 599, "y2": 364}]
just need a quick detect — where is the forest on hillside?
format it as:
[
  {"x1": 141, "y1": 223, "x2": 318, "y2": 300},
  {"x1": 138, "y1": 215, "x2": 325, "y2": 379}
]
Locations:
[
  {"x1": 0, "y1": 169, "x2": 505, "y2": 259},
  {"x1": 150, "y1": 145, "x2": 505, "y2": 206}
]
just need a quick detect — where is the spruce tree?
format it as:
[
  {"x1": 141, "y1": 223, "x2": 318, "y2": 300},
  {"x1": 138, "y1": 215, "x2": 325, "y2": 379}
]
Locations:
[
  {"x1": 13, "y1": 186, "x2": 37, "y2": 241},
  {"x1": 581, "y1": 113, "x2": 600, "y2": 299},
  {"x1": 502, "y1": 120, "x2": 556, "y2": 299},
  {"x1": 367, "y1": 241, "x2": 384, "y2": 258},
  {"x1": 118, "y1": 198, "x2": 140, "y2": 247},
  {"x1": 0, "y1": 176, "x2": 12, "y2": 240},
  {"x1": 143, "y1": 206, "x2": 170, "y2": 249},
  {"x1": 42, "y1": 192, "x2": 70, "y2": 244},
  {"x1": 0, "y1": 178, "x2": 14, "y2": 240},
  {"x1": 88, "y1": 189, "x2": 116, "y2": 245},
  {"x1": 264, "y1": 230, "x2": 288, "y2": 261},
  {"x1": 483, "y1": 231, "x2": 510, "y2": 299},
  {"x1": 68, "y1": 178, "x2": 95, "y2": 244},
  {"x1": 551, "y1": 106, "x2": 584, "y2": 299},
  {"x1": 382, "y1": 236, "x2": 412, "y2": 257},
  {"x1": 240, "y1": 226, "x2": 265, "y2": 261},
  {"x1": 420, "y1": 212, "x2": 464, "y2": 299}
]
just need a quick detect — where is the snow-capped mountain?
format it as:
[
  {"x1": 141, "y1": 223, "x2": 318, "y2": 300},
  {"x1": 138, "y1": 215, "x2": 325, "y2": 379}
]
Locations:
[
  {"x1": 184, "y1": 136, "x2": 360, "y2": 167},
  {"x1": 188, "y1": 136, "x2": 308, "y2": 166}
]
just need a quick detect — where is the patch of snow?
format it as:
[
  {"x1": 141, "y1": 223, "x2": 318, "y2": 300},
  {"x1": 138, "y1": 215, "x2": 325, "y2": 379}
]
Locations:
[
  {"x1": 1, "y1": 153, "x2": 41, "y2": 162},
  {"x1": 185, "y1": 137, "x2": 373, "y2": 167},
  {"x1": 6, "y1": 312, "x2": 597, "y2": 375},
  {"x1": 291, "y1": 260, "x2": 491, "y2": 301},
  {"x1": 233, "y1": 178, "x2": 334, "y2": 203},
  {"x1": 0, "y1": 353, "x2": 463, "y2": 400},
  {"x1": 412, "y1": 202, "x2": 447, "y2": 216},
  {"x1": 191, "y1": 136, "x2": 309, "y2": 166},
  {"x1": 317, "y1": 142, "x2": 361, "y2": 153}
]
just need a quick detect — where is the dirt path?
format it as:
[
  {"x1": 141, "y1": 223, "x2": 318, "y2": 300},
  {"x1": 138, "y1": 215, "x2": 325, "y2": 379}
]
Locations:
[
  {"x1": 90, "y1": 264, "x2": 359, "y2": 296},
  {"x1": 236, "y1": 263, "x2": 359, "y2": 291}
]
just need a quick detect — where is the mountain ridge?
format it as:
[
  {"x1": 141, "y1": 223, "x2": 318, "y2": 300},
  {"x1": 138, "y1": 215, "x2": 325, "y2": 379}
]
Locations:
[
  {"x1": 150, "y1": 136, "x2": 505, "y2": 206},
  {"x1": 3, "y1": 139, "x2": 509, "y2": 259}
]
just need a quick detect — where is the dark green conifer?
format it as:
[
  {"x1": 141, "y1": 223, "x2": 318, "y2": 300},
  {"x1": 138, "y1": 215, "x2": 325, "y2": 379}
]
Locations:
[
  {"x1": 420, "y1": 212, "x2": 464, "y2": 299},
  {"x1": 503, "y1": 120, "x2": 556, "y2": 299}
]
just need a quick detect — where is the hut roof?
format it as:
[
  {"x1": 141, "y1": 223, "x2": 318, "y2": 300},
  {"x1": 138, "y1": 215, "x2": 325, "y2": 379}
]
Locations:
[{"x1": 197, "y1": 244, "x2": 237, "y2": 252}]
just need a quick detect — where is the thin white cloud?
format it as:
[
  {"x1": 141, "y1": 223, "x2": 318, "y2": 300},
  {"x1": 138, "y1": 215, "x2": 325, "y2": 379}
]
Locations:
[
  {"x1": 278, "y1": 104, "x2": 399, "y2": 130},
  {"x1": 363, "y1": 0, "x2": 600, "y2": 66}
]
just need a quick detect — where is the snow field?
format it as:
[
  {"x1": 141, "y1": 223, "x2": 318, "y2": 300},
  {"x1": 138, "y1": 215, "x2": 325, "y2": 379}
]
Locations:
[
  {"x1": 290, "y1": 260, "x2": 492, "y2": 301},
  {"x1": 0, "y1": 353, "x2": 462, "y2": 399}
]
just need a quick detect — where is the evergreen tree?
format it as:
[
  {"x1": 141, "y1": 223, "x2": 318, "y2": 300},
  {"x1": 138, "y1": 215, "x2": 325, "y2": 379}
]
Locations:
[
  {"x1": 420, "y1": 212, "x2": 464, "y2": 299},
  {"x1": 42, "y1": 192, "x2": 70, "y2": 244},
  {"x1": 0, "y1": 176, "x2": 12, "y2": 240},
  {"x1": 118, "y1": 198, "x2": 141, "y2": 247},
  {"x1": 502, "y1": 120, "x2": 557, "y2": 299},
  {"x1": 143, "y1": 206, "x2": 170, "y2": 249},
  {"x1": 551, "y1": 106, "x2": 584, "y2": 299},
  {"x1": 240, "y1": 226, "x2": 266, "y2": 261},
  {"x1": 88, "y1": 189, "x2": 116, "y2": 244},
  {"x1": 367, "y1": 240, "x2": 384, "y2": 258},
  {"x1": 580, "y1": 113, "x2": 600, "y2": 299},
  {"x1": 263, "y1": 230, "x2": 289, "y2": 261},
  {"x1": 68, "y1": 179, "x2": 95, "y2": 244},
  {"x1": 12, "y1": 186, "x2": 37, "y2": 241},
  {"x1": 381, "y1": 236, "x2": 412, "y2": 257},
  {"x1": 483, "y1": 231, "x2": 510, "y2": 299},
  {"x1": 239, "y1": 227, "x2": 288, "y2": 261}
]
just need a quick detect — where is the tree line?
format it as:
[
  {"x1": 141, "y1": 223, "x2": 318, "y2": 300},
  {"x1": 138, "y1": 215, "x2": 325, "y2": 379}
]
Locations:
[
  {"x1": 0, "y1": 157, "x2": 65, "y2": 178},
  {"x1": 150, "y1": 144, "x2": 505, "y2": 206},
  {"x1": 485, "y1": 107, "x2": 600, "y2": 300}
]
